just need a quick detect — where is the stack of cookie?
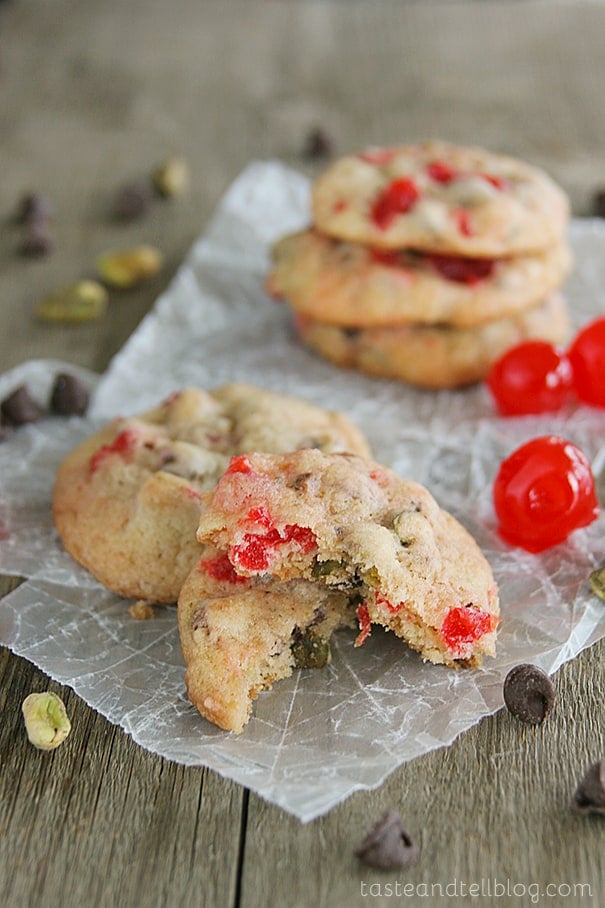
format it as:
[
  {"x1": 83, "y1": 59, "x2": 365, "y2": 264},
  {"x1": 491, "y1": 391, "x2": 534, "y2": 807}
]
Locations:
[{"x1": 267, "y1": 142, "x2": 573, "y2": 389}]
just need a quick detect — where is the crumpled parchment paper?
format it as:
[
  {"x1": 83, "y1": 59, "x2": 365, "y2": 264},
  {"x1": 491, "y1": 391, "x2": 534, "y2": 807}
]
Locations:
[{"x1": 1, "y1": 162, "x2": 604, "y2": 823}]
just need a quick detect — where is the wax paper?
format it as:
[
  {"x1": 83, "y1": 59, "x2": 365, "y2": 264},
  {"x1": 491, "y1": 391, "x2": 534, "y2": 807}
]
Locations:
[{"x1": 1, "y1": 162, "x2": 604, "y2": 823}]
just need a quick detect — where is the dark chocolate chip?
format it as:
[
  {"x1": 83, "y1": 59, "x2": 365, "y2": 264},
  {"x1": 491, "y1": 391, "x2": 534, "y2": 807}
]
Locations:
[
  {"x1": 592, "y1": 190, "x2": 605, "y2": 219},
  {"x1": 355, "y1": 809, "x2": 419, "y2": 871},
  {"x1": 1, "y1": 385, "x2": 45, "y2": 426},
  {"x1": 301, "y1": 127, "x2": 333, "y2": 161},
  {"x1": 113, "y1": 182, "x2": 153, "y2": 221},
  {"x1": 15, "y1": 192, "x2": 53, "y2": 226},
  {"x1": 572, "y1": 760, "x2": 605, "y2": 815},
  {"x1": 0, "y1": 385, "x2": 44, "y2": 426},
  {"x1": 503, "y1": 663, "x2": 556, "y2": 725},
  {"x1": 18, "y1": 225, "x2": 53, "y2": 257},
  {"x1": 49, "y1": 373, "x2": 90, "y2": 416}
]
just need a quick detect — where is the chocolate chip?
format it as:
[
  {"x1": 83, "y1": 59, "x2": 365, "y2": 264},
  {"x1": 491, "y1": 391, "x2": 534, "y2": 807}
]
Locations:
[
  {"x1": 1, "y1": 385, "x2": 45, "y2": 426},
  {"x1": 15, "y1": 192, "x2": 53, "y2": 226},
  {"x1": 18, "y1": 225, "x2": 53, "y2": 257},
  {"x1": 49, "y1": 373, "x2": 90, "y2": 416},
  {"x1": 503, "y1": 663, "x2": 556, "y2": 725},
  {"x1": 112, "y1": 181, "x2": 153, "y2": 222},
  {"x1": 301, "y1": 127, "x2": 333, "y2": 161},
  {"x1": 592, "y1": 190, "x2": 605, "y2": 219},
  {"x1": 355, "y1": 809, "x2": 419, "y2": 871},
  {"x1": 572, "y1": 760, "x2": 605, "y2": 815}
]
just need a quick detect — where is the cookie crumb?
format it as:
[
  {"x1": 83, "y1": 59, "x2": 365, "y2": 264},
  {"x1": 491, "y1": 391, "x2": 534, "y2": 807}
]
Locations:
[{"x1": 129, "y1": 600, "x2": 155, "y2": 620}]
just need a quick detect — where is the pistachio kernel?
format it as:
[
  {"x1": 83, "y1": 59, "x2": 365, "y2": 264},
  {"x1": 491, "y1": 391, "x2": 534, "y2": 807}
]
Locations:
[
  {"x1": 96, "y1": 245, "x2": 164, "y2": 289},
  {"x1": 35, "y1": 280, "x2": 108, "y2": 323},
  {"x1": 312, "y1": 558, "x2": 342, "y2": 577},
  {"x1": 291, "y1": 633, "x2": 331, "y2": 670},
  {"x1": 589, "y1": 566, "x2": 605, "y2": 601},
  {"x1": 152, "y1": 156, "x2": 189, "y2": 198},
  {"x1": 22, "y1": 692, "x2": 71, "y2": 750}
]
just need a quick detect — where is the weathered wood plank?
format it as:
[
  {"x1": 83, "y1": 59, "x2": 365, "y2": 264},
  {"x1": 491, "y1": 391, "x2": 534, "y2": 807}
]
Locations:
[
  {"x1": 0, "y1": 648, "x2": 245, "y2": 908},
  {"x1": 240, "y1": 640, "x2": 605, "y2": 907}
]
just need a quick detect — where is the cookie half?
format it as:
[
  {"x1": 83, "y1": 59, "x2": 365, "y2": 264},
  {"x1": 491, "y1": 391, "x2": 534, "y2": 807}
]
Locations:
[
  {"x1": 196, "y1": 450, "x2": 500, "y2": 666},
  {"x1": 311, "y1": 142, "x2": 569, "y2": 256},
  {"x1": 53, "y1": 385, "x2": 371, "y2": 603},
  {"x1": 293, "y1": 293, "x2": 570, "y2": 389},
  {"x1": 178, "y1": 555, "x2": 355, "y2": 733},
  {"x1": 267, "y1": 228, "x2": 572, "y2": 328}
]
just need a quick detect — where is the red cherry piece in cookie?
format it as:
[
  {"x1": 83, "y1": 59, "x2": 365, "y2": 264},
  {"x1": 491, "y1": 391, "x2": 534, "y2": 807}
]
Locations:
[
  {"x1": 441, "y1": 606, "x2": 493, "y2": 653},
  {"x1": 486, "y1": 340, "x2": 574, "y2": 416},
  {"x1": 567, "y1": 316, "x2": 605, "y2": 407},
  {"x1": 358, "y1": 148, "x2": 397, "y2": 166},
  {"x1": 369, "y1": 249, "x2": 403, "y2": 268},
  {"x1": 230, "y1": 521, "x2": 317, "y2": 573},
  {"x1": 427, "y1": 253, "x2": 495, "y2": 285},
  {"x1": 225, "y1": 454, "x2": 255, "y2": 475},
  {"x1": 371, "y1": 178, "x2": 420, "y2": 230},
  {"x1": 199, "y1": 553, "x2": 248, "y2": 585},
  {"x1": 453, "y1": 209, "x2": 474, "y2": 236},
  {"x1": 375, "y1": 592, "x2": 404, "y2": 614},
  {"x1": 89, "y1": 428, "x2": 138, "y2": 474},
  {"x1": 354, "y1": 602, "x2": 372, "y2": 647},
  {"x1": 493, "y1": 436, "x2": 599, "y2": 553},
  {"x1": 481, "y1": 173, "x2": 508, "y2": 191},
  {"x1": 426, "y1": 160, "x2": 459, "y2": 183}
]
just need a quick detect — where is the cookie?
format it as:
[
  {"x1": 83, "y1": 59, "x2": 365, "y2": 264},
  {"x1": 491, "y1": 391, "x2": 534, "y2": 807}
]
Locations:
[
  {"x1": 196, "y1": 449, "x2": 500, "y2": 666},
  {"x1": 178, "y1": 553, "x2": 355, "y2": 732},
  {"x1": 53, "y1": 385, "x2": 371, "y2": 604},
  {"x1": 267, "y1": 228, "x2": 573, "y2": 328},
  {"x1": 293, "y1": 293, "x2": 570, "y2": 389},
  {"x1": 311, "y1": 142, "x2": 569, "y2": 256}
]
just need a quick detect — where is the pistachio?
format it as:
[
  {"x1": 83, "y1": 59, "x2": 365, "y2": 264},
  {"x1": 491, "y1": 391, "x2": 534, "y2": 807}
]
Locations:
[
  {"x1": 22, "y1": 691, "x2": 71, "y2": 750},
  {"x1": 312, "y1": 558, "x2": 342, "y2": 577},
  {"x1": 36, "y1": 280, "x2": 108, "y2": 323},
  {"x1": 152, "y1": 156, "x2": 189, "y2": 198},
  {"x1": 291, "y1": 633, "x2": 331, "y2": 669},
  {"x1": 589, "y1": 565, "x2": 605, "y2": 601},
  {"x1": 96, "y1": 245, "x2": 164, "y2": 289}
]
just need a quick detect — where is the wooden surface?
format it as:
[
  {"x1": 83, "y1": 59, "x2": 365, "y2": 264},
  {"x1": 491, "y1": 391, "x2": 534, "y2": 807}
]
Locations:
[{"x1": 1, "y1": 2, "x2": 605, "y2": 906}]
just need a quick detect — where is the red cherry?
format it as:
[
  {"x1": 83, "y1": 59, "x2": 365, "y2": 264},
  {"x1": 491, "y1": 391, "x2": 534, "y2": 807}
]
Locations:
[
  {"x1": 567, "y1": 316, "x2": 605, "y2": 407},
  {"x1": 426, "y1": 160, "x2": 459, "y2": 183},
  {"x1": 371, "y1": 178, "x2": 420, "y2": 229},
  {"x1": 486, "y1": 341, "x2": 574, "y2": 416},
  {"x1": 440, "y1": 606, "x2": 494, "y2": 653},
  {"x1": 89, "y1": 427, "x2": 138, "y2": 473},
  {"x1": 493, "y1": 436, "x2": 599, "y2": 552},
  {"x1": 427, "y1": 253, "x2": 495, "y2": 285},
  {"x1": 453, "y1": 209, "x2": 474, "y2": 237},
  {"x1": 199, "y1": 553, "x2": 248, "y2": 585}
]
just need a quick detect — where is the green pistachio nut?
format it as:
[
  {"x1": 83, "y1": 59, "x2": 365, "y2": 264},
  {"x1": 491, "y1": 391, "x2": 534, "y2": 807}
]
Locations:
[
  {"x1": 291, "y1": 634, "x2": 331, "y2": 669},
  {"x1": 152, "y1": 156, "x2": 189, "y2": 198},
  {"x1": 36, "y1": 280, "x2": 108, "y2": 323},
  {"x1": 22, "y1": 691, "x2": 71, "y2": 750},
  {"x1": 96, "y1": 245, "x2": 164, "y2": 289},
  {"x1": 589, "y1": 566, "x2": 605, "y2": 601}
]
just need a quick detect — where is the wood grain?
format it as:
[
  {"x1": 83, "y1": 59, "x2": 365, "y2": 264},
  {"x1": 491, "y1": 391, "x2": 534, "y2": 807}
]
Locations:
[{"x1": 1, "y1": 1, "x2": 605, "y2": 906}]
